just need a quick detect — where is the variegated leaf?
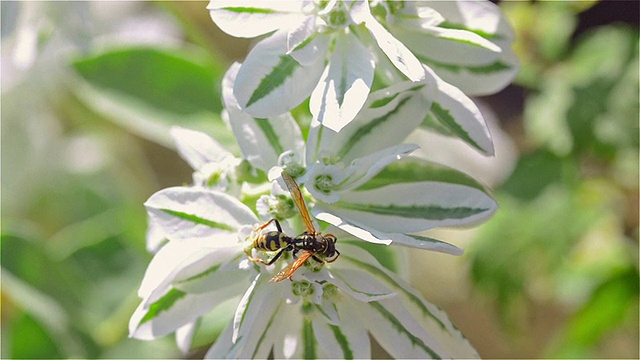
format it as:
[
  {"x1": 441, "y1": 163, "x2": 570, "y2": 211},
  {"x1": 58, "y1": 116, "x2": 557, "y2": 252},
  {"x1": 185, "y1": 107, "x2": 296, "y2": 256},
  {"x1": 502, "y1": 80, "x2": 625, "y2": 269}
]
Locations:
[
  {"x1": 234, "y1": 30, "x2": 325, "y2": 118},
  {"x1": 145, "y1": 187, "x2": 258, "y2": 241},
  {"x1": 310, "y1": 33, "x2": 375, "y2": 132},
  {"x1": 207, "y1": 1, "x2": 304, "y2": 38},
  {"x1": 223, "y1": 63, "x2": 305, "y2": 172},
  {"x1": 308, "y1": 80, "x2": 433, "y2": 165}
]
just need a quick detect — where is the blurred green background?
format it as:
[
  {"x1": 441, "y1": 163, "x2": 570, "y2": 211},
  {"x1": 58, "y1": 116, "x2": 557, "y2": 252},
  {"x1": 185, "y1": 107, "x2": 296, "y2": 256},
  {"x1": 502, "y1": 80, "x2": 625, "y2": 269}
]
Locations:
[{"x1": 2, "y1": 1, "x2": 638, "y2": 358}]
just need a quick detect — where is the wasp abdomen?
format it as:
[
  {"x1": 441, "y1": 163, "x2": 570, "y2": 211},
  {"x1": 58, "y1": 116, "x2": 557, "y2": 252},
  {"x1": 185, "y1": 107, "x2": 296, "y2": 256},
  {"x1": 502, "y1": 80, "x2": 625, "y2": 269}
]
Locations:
[{"x1": 254, "y1": 231, "x2": 291, "y2": 251}]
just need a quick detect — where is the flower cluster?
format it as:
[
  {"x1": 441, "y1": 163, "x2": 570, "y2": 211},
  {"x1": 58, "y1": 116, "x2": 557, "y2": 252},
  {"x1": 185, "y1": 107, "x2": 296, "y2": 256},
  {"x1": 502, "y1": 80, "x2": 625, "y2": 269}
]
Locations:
[
  {"x1": 130, "y1": 0, "x2": 517, "y2": 358},
  {"x1": 208, "y1": 0, "x2": 517, "y2": 132}
]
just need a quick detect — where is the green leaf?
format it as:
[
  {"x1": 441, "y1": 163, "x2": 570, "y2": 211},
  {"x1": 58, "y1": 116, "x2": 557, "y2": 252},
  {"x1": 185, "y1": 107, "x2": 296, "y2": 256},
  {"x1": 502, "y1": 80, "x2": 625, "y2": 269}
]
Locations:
[
  {"x1": 499, "y1": 149, "x2": 573, "y2": 201},
  {"x1": 72, "y1": 47, "x2": 235, "y2": 149},
  {"x1": 73, "y1": 47, "x2": 221, "y2": 115},
  {"x1": 547, "y1": 266, "x2": 639, "y2": 357},
  {"x1": 9, "y1": 313, "x2": 62, "y2": 359}
]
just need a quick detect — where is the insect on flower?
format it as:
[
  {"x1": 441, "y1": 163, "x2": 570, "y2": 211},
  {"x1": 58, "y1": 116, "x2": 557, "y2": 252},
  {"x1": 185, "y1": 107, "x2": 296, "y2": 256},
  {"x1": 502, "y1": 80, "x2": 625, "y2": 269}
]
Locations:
[{"x1": 244, "y1": 171, "x2": 340, "y2": 282}]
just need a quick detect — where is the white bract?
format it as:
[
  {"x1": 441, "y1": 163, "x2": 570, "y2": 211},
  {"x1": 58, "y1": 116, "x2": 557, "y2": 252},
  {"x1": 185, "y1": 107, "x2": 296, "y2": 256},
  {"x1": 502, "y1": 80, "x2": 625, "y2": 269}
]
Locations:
[
  {"x1": 208, "y1": 0, "x2": 425, "y2": 132},
  {"x1": 131, "y1": 0, "x2": 517, "y2": 357},
  {"x1": 130, "y1": 64, "x2": 498, "y2": 357},
  {"x1": 207, "y1": 0, "x2": 517, "y2": 133}
]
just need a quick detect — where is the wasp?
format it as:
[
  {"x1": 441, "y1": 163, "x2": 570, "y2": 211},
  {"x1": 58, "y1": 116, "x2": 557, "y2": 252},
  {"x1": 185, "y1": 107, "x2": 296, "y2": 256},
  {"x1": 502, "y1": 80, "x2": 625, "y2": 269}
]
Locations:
[{"x1": 244, "y1": 171, "x2": 340, "y2": 282}]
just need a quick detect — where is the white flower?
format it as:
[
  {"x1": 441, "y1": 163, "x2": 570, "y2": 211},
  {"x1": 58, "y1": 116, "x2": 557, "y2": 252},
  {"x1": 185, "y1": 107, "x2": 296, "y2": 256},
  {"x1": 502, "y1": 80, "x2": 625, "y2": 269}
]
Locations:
[
  {"x1": 220, "y1": 62, "x2": 498, "y2": 254},
  {"x1": 204, "y1": 242, "x2": 479, "y2": 359},
  {"x1": 129, "y1": 182, "x2": 478, "y2": 357},
  {"x1": 208, "y1": 0, "x2": 426, "y2": 132},
  {"x1": 207, "y1": 0, "x2": 518, "y2": 133},
  {"x1": 374, "y1": 0, "x2": 519, "y2": 95},
  {"x1": 130, "y1": 74, "x2": 494, "y2": 356}
]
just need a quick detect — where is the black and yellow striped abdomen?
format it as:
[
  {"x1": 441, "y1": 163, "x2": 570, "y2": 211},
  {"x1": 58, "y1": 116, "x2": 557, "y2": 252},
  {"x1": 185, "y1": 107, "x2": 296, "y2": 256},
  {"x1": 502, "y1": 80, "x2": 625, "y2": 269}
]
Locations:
[{"x1": 253, "y1": 231, "x2": 292, "y2": 252}]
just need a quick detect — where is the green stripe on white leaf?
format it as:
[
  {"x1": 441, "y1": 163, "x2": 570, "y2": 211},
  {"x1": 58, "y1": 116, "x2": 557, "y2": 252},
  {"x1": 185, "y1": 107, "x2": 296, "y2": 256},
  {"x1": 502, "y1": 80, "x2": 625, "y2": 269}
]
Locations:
[
  {"x1": 426, "y1": 101, "x2": 486, "y2": 154},
  {"x1": 397, "y1": 27, "x2": 501, "y2": 67},
  {"x1": 329, "y1": 324, "x2": 354, "y2": 359},
  {"x1": 233, "y1": 274, "x2": 262, "y2": 343},
  {"x1": 245, "y1": 55, "x2": 298, "y2": 108},
  {"x1": 234, "y1": 30, "x2": 325, "y2": 118},
  {"x1": 340, "y1": 244, "x2": 480, "y2": 358},
  {"x1": 392, "y1": 233, "x2": 464, "y2": 255},
  {"x1": 130, "y1": 286, "x2": 231, "y2": 341},
  {"x1": 310, "y1": 33, "x2": 374, "y2": 132},
  {"x1": 207, "y1": 2, "x2": 304, "y2": 38},
  {"x1": 288, "y1": 22, "x2": 331, "y2": 66},
  {"x1": 232, "y1": 274, "x2": 282, "y2": 349},
  {"x1": 314, "y1": 303, "x2": 339, "y2": 325},
  {"x1": 145, "y1": 187, "x2": 258, "y2": 241},
  {"x1": 338, "y1": 144, "x2": 418, "y2": 191},
  {"x1": 173, "y1": 252, "x2": 248, "y2": 294},
  {"x1": 336, "y1": 301, "x2": 373, "y2": 359},
  {"x1": 421, "y1": 67, "x2": 494, "y2": 155},
  {"x1": 255, "y1": 118, "x2": 285, "y2": 155},
  {"x1": 321, "y1": 181, "x2": 496, "y2": 233},
  {"x1": 314, "y1": 209, "x2": 466, "y2": 254},
  {"x1": 338, "y1": 200, "x2": 485, "y2": 220},
  {"x1": 351, "y1": 1, "x2": 425, "y2": 82},
  {"x1": 420, "y1": 48, "x2": 519, "y2": 96},
  {"x1": 357, "y1": 158, "x2": 491, "y2": 193},
  {"x1": 223, "y1": 63, "x2": 305, "y2": 172},
  {"x1": 421, "y1": 56, "x2": 512, "y2": 75},
  {"x1": 337, "y1": 245, "x2": 452, "y2": 332},
  {"x1": 358, "y1": 298, "x2": 443, "y2": 358},
  {"x1": 247, "y1": 302, "x2": 284, "y2": 359},
  {"x1": 427, "y1": 1, "x2": 514, "y2": 41},
  {"x1": 329, "y1": 268, "x2": 396, "y2": 302},
  {"x1": 303, "y1": 318, "x2": 318, "y2": 359},
  {"x1": 159, "y1": 209, "x2": 235, "y2": 231},
  {"x1": 312, "y1": 318, "x2": 357, "y2": 360},
  {"x1": 439, "y1": 21, "x2": 503, "y2": 40},
  {"x1": 310, "y1": 80, "x2": 432, "y2": 165},
  {"x1": 139, "y1": 289, "x2": 186, "y2": 326},
  {"x1": 139, "y1": 241, "x2": 246, "y2": 307},
  {"x1": 138, "y1": 239, "x2": 219, "y2": 302}
]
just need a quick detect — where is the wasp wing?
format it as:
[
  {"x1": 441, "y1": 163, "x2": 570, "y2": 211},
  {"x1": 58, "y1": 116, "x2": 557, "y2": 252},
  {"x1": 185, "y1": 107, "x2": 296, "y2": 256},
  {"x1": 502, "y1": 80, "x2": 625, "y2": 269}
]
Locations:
[
  {"x1": 270, "y1": 250, "x2": 314, "y2": 283},
  {"x1": 281, "y1": 171, "x2": 316, "y2": 234}
]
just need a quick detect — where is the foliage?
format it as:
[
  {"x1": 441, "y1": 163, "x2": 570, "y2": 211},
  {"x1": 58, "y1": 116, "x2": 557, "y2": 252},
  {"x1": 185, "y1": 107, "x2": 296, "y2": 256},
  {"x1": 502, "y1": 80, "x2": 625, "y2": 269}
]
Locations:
[
  {"x1": 468, "y1": 1, "x2": 639, "y2": 357},
  {"x1": 1, "y1": 1, "x2": 637, "y2": 359}
]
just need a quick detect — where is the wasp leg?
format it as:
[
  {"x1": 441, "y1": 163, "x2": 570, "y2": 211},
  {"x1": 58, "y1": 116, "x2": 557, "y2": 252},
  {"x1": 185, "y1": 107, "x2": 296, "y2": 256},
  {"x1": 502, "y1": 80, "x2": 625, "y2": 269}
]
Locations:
[
  {"x1": 254, "y1": 218, "x2": 283, "y2": 232},
  {"x1": 311, "y1": 255, "x2": 325, "y2": 264},
  {"x1": 326, "y1": 250, "x2": 340, "y2": 263},
  {"x1": 244, "y1": 247, "x2": 268, "y2": 264},
  {"x1": 265, "y1": 244, "x2": 292, "y2": 266}
]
